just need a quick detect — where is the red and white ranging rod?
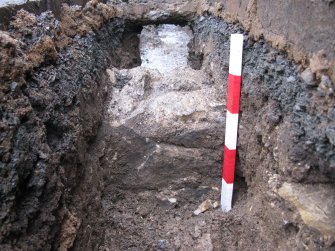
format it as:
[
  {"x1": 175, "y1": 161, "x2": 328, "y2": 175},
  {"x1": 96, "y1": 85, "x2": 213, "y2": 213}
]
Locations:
[{"x1": 221, "y1": 34, "x2": 243, "y2": 212}]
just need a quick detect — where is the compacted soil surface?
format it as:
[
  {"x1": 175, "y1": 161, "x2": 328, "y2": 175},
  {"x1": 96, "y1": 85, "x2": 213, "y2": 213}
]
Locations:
[{"x1": 0, "y1": 1, "x2": 334, "y2": 250}]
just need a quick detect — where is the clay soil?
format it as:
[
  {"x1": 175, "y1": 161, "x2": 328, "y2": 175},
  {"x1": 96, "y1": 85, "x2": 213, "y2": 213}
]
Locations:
[{"x1": 0, "y1": 1, "x2": 334, "y2": 251}]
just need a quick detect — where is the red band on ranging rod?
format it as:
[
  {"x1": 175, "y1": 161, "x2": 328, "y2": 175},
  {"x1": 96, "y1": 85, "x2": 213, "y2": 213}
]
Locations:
[
  {"x1": 227, "y1": 74, "x2": 241, "y2": 114},
  {"x1": 221, "y1": 34, "x2": 243, "y2": 212},
  {"x1": 222, "y1": 146, "x2": 236, "y2": 184}
]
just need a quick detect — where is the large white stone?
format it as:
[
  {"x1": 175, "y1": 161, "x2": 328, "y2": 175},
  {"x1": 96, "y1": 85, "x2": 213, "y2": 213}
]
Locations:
[{"x1": 0, "y1": 0, "x2": 39, "y2": 8}]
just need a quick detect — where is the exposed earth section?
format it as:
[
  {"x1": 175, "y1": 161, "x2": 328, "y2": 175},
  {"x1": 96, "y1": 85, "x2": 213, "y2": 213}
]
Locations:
[{"x1": 0, "y1": 1, "x2": 334, "y2": 250}]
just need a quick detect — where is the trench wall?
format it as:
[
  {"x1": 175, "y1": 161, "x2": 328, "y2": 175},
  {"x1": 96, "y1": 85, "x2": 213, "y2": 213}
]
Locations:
[
  {"x1": 0, "y1": 0, "x2": 334, "y2": 250},
  {"x1": 210, "y1": 0, "x2": 335, "y2": 81},
  {"x1": 0, "y1": 0, "x2": 91, "y2": 29},
  {"x1": 1, "y1": 0, "x2": 334, "y2": 81}
]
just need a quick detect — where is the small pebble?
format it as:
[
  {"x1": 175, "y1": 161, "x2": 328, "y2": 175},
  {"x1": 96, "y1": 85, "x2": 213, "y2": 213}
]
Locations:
[
  {"x1": 158, "y1": 239, "x2": 168, "y2": 250},
  {"x1": 10, "y1": 82, "x2": 18, "y2": 91},
  {"x1": 300, "y1": 69, "x2": 316, "y2": 86},
  {"x1": 168, "y1": 198, "x2": 177, "y2": 203}
]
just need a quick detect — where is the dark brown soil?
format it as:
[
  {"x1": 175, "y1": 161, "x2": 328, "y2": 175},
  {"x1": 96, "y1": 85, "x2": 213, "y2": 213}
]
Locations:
[
  {"x1": 0, "y1": 1, "x2": 334, "y2": 251},
  {"x1": 0, "y1": 3, "x2": 141, "y2": 249}
]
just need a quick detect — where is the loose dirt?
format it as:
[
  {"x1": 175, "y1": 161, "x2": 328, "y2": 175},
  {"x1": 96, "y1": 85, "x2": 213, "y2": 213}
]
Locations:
[{"x1": 0, "y1": 1, "x2": 334, "y2": 250}]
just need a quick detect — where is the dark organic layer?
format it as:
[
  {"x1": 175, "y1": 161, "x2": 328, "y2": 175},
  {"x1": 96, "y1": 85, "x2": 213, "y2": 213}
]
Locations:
[{"x1": 0, "y1": 1, "x2": 334, "y2": 250}]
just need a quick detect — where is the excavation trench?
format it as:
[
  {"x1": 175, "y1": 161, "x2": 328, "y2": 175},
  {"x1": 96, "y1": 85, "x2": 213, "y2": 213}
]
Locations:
[
  {"x1": 1, "y1": 3, "x2": 335, "y2": 251},
  {"x1": 72, "y1": 23, "x2": 248, "y2": 250},
  {"x1": 71, "y1": 19, "x2": 334, "y2": 250}
]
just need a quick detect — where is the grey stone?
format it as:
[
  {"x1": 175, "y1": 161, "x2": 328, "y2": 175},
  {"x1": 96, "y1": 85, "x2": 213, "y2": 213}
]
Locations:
[
  {"x1": 326, "y1": 126, "x2": 335, "y2": 145},
  {"x1": 328, "y1": 108, "x2": 335, "y2": 121},
  {"x1": 107, "y1": 67, "x2": 225, "y2": 148},
  {"x1": 300, "y1": 69, "x2": 316, "y2": 86},
  {"x1": 320, "y1": 75, "x2": 332, "y2": 88},
  {"x1": 10, "y1": 81, "x2": 18, "y2": 91},
  {"x1": 286, "y1": 76, "x2": 296, "y2": 83},
  {"x1": 158, "y1": 239, "x2": 168, "y2": 250}
]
